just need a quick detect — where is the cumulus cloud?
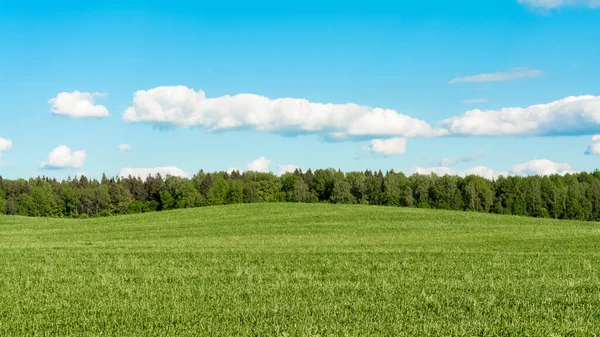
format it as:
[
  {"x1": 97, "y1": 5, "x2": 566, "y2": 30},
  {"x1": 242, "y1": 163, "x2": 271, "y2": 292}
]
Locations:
[
  {"x1": 440, "y1": 95, "x2": 600, "y2": 136},
  {"x1": 406, "y1": 159, "x2": 574, "y2": 180},
  {"x1": 509, "y1": 159, "x2": 576, "y2": 176},
  {"x1": 439, "y1": 150, "x2": 485, "y2": 167},
  {"x1": 0, "y1": 137, "x2": 12, "y2": 153},
  {"x1": 117, "y1": 144, "x2": 131, "y2": 152},
  {"x1": 40, "y1": 145, "x2": 86, "y2": 169},
  {"x1": 277, "y1": 164, "x2": 300, "y2": 176},
  {"x1": 461, "y1": 98, "x2": 490, "y2": 104},
  {"x1": 49, "y1": 91, "x2": 109, "y2": 118},
  {"x1": 119, "y1": 166, "x2": 188, "y2": 179},
  {"x1": 122, "y1": 86, "x2": 446, "y2": 139},
  {"x1": 366, "y1": 138, "x2": 407, "y2": 156},
  {"x1": 518, "y1": 0, "x2": 600, "y2": 9},
  {"x1": 247, "y1": 157, "x2": 271, "y2": 173},
  {"x1": 448, "y1": 67, "x2": 543, "y2": 84},
  {"x1": 585, "y1": 135, "x2": 600, "y2": 155}
]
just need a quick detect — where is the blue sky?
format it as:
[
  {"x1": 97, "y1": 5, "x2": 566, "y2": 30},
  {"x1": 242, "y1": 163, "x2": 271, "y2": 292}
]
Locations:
[{"x1": 1, "y1": 0, "x2": 599, "y2": 180}]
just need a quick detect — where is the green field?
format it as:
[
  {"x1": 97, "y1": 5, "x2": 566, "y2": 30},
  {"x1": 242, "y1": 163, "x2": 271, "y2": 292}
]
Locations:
[{"x1": 1, "y1": 204, "x2": 599, "y2": 336}]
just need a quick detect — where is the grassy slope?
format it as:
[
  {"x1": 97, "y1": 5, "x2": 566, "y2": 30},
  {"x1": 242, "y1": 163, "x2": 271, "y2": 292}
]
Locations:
[{"x1": 0, "y1": 203, "x2": 599, "y2": 336}]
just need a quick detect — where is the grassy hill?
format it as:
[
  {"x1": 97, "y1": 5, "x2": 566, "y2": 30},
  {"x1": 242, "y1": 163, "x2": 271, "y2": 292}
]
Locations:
[{"x1": 1, "y1": 203, "x2": 599, "y2": 336}]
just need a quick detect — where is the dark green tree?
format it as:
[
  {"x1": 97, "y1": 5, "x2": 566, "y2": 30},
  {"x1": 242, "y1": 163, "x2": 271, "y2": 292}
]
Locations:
[{"x1": 331, "y1": 179, "x2": 355, "y2": 204}]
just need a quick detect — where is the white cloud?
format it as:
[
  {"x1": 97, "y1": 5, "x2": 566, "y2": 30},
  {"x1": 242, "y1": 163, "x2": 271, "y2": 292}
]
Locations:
[
  {"x1": 40, "y1": 145, "x2": 86, "y2": 169},
  {"x1": 439, "y1": 150, "x2": 485, "y2": 167},
  {"x1": 122, "y1": 86, "x2": 446, "y2": 139},
  {"x1": 367, "y1": 138, "x2": 407, "y2": 156},
  {"x1": 463, "y1": 166, "x2": 509, "y2": 180},
  {"x1": 449, "y1": 67, "x2": 543, "y2": 84},
  {"x1": 119, "y1": 166, "x2": 188, "y2": 179},
  {"x1": 49, "y1": 91, "x2": 109, "y2": 118},
  {"x1": 585, "y1": 135, "x2": 600, "y2": 155},
  {"x1": 246, "y1": 157, "x2": 271, "y2": 173},
  {"x1": 277, "y1": 164, "x2": 300, "y2": 176},
  {"x1": 117, "y1": 144, "x2": 131, "y2": 152},
  {"x1": 461, "y1": 98, "x2": 490, "y2": 104},
  {"x1": 440, "y1": 95, "x2": 600, "y2": 136},
  {"x1": 0, "y1": 137, "x2": 12, "y2": 153},
  {"x1": 406, "y1": 159, "x2": 573, "y2": 179},
  {"x1": 509, "y1": 159, "x2": 576, "y2": 176},
  {"x1": 518, "y1": 0, "x2": 600, "y2": 9}
]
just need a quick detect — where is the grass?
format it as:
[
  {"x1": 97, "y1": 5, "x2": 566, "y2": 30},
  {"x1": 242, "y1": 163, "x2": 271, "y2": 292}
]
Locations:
[{"x1": 1, "y1": 203, "x2": 599, "y2": 336}]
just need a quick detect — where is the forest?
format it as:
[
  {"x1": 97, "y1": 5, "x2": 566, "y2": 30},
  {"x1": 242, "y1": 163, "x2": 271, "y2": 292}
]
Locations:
[{"x1": 2, "y1": 168, "x2": 600, "y2": 221}]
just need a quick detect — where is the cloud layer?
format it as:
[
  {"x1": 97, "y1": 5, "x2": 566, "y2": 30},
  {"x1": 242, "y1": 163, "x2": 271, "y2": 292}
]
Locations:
[
  {"x1": 408, "y1": 159, "x2": 575, "y2": 180},
  {"x1": 122, "y1": 87, "x2": 600, "y2": 140},
  {"x1": 49, "y1": 91, "x2": 109, "y2": 118},
  {"x1": 122, "y1": 86, "x2": 446, "y2": 139},
  {"x1": 449, "y1": 68, "x2": 543, "y2": 84},
  {"x1": 367, "y1": 138, "x2": 407, "y2": 156},
  {"x1": 440, "y1": 95, "x2": 600, "y2": 136},
  {"x1": 518, "y1": 0, "x2": 600, "y2": 9},
  {"x1": 41, "y1": 145, "x2": 86, "y2": 169},
  {"x1": 119, "y1": 166, "x2": 188, "y2": 179},
  {"x1": 228, "y1": 158, "x2": 298, "y2": 176},
  {"x1": 36, "y1": 88, "x2": 595, "y2": 179},
  {"x1": 509, "y1": 159, "x2": 575, "y2": 176}
]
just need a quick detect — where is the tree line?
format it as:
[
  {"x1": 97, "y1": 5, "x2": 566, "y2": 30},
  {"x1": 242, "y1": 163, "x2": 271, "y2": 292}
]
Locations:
[{"x1": 1, "y1": 168, "x2": 600, "y2": 221}]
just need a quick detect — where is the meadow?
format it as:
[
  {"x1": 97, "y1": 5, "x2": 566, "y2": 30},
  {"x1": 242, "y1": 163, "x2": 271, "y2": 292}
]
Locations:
[{"x1": 1, "y1": 203, "x2": 599, "y2": 336}]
